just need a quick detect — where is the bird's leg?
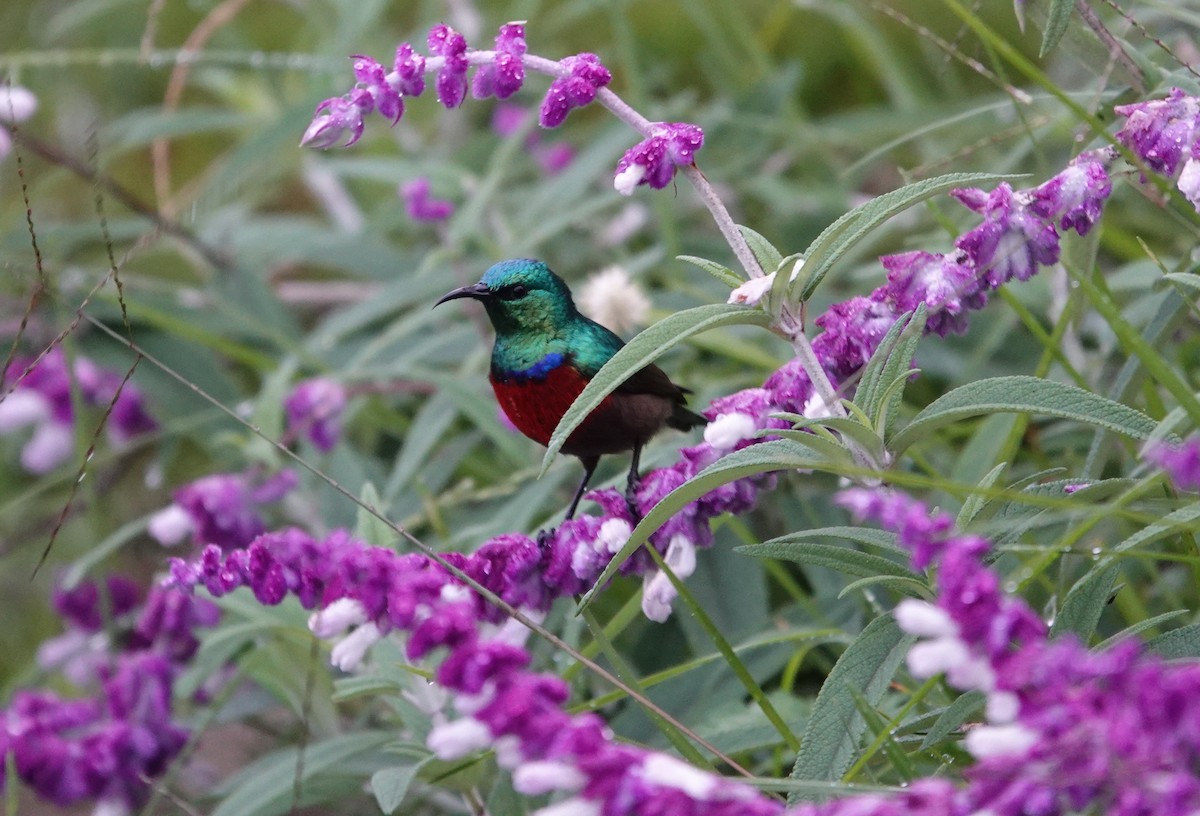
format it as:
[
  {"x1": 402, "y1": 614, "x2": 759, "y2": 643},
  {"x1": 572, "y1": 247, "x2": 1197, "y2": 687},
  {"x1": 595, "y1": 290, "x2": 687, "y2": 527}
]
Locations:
[
  {"x1": 566, "y1": 455, "x2": 600, "y2": 520},
  {"x1": 625, "y1": 442, "x2": 643, "y2": 522}
]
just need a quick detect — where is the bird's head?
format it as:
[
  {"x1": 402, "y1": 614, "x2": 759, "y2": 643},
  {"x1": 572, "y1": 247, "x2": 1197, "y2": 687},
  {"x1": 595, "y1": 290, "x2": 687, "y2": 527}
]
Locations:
[{"x1": 435, "y1": 259, "x2": 577, "y2": 335}]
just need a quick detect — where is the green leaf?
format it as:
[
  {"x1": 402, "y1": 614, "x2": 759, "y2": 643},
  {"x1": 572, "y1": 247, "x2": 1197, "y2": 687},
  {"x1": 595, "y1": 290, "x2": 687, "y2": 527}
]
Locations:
[
  {"x1": 736, "y1": 541, "x2": 918, "y2": 582},
  {"x1": 769, "y1": 428, "x2": 856, "y2": 465},
  {"x1": 1095, "y1": 610, "x2": 1190, "y2": 651},
  {"x1": 956, "y1": 463, "x2": 1007, "y2": 528},
  {"x1": 788, "y1": 615, "x2": 914, "y2": 801},
  {"x1": 890, "y1": 376, "x2": 1159, "y2": 454},
  {"x1": 371, "y1": 759, "x2": 430, "y2": 815},
  {"x1": 854, "y1": 307, "x2": 925, "y2": 428},
  {"x1": 354, "y1": 482, "x2": 394, "y2": 548},
  {"x1": 766, "y1": 525, "x2": 904, "y2": 554},
  {"x1": 1049, "y1": 562, "x2": 1119, "y2": 641},
  {"x1": 541, "y1": 303, "x2": 772, "y2": 474},
  {"x1": 212, "y1": 732, "x2": 392, "y2": 816},
  {"x1": 1147, "y1": 623, "x2": 1200, "y2": 659},
  {"x1": 1160, "y1": 272, "x2": 1200, "y2": 295},
  {"x1": 920, "y1": 690, "x2": 985, "y2": 749},
  {"x1": 738, "y1": 224, "x2": 784, "y2": 273},
  {"x1": 837, "y1": 575, "x2": 931, "y2": 600},
  {"x1": 578, "y1": 439, "x2": 825, "y2": 612},
  {"x1": 787, "y1": 417, "x2": 886, "y2": 462},
  {"x1": 796, "y1": 172, "x2": 1018, "y2": 301},
  {"x1": 1040, "y1": 0, "x2": 1075, "y2": 56},
  {"x1": 677, "y1": 254, "x2": 743, "y2": 288}
]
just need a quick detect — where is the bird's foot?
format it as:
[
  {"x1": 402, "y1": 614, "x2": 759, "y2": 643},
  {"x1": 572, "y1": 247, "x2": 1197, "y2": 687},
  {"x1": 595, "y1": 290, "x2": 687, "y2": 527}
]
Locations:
[
  {"x1": 536, "y1": 528, "x2": 554, "y2": 549},
  {"x1": 624, "y1": 484, "x2": 643, "y2": 525}
]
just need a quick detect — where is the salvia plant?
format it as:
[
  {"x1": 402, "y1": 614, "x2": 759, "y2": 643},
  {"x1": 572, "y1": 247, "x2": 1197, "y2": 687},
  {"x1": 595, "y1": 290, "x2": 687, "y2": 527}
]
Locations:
[{"x1": 4, "y1": 1, "x2": 1200, "y2": 815}]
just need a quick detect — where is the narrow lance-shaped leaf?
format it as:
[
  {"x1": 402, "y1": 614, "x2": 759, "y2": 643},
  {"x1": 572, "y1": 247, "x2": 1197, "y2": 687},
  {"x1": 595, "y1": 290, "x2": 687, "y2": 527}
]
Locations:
[
  {"x1": 889, "y1": 376, "x2": 1160, "y2": 454},
  {"x1": 677, "y1": 254, "x2": 742, "y2": 288},
  {"x1": 738, "y1": 224, "x2": 784, "y2": 273},
  {"x1": 540, "y1": 303, "x2": 772, "y2": 475},
  {"x1": 1040, "y1": 0, "x2": 1075, "y2": 56},
  {"x1": 788, "y1": 615, "x2": 914, "y2": 801}
]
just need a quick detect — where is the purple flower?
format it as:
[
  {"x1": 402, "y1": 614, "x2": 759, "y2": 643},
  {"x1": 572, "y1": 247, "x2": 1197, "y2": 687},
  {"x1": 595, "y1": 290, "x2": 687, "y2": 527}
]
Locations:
[
  {"x1": 539, "y1": 52, "x2": 611, "y2": 128},
  {"x1": 811, "y1": 295, "x2": 901, "y2": 382},
  {"x1": 4, "y1": 572, "x2": 217, "y2": 813},
  {"x1": 878, "y1": 250, "x2": 984, "y2": 337},
  {"x1": 393, "y1": 42, "x2": 426, "y2": 97},
  {"x1": 1144, "y1": 437, "x2": 1200, "y2": 491},
  {"x1": 1028, "y1": 156, "x2": 1112, "y2": 236},
  {"x1": 613, "y1": 122, "x2": 704, "y2": 194},
  {"x1": 0, "y1": 348, "x2": 156, "y2": 474},
  {"x1": 147, "y1": 469, "x2": 297, "y2": 549},
  {"x1": 1115, "y1": 87, "x2": 1200, "y2": 177},
  {"x1": 284, "y1": 377, "x2": 348, "y2": 451},
  {"x1": 400, "y1": 176, "x2": 455, "y2": 222},
  {"x1": 300, "y1": 91, "x2": 371, "y2": 148},
  {"x1": 351, "y1": 54, "x2": 403, "y2": 123},
  {"x1": 53, "y1": 577, "x2": 142, "y2": 631},
  {"x1": 428, "y1": 23, "x2": 470, "y2": 109},
  {"x1": 838, "y1": 486, "x2": 1200, "y2": 816},
  {"x1": 472, "y1": 23, "x2": 526, "y2": 101},
  {"x1": 952, "y1": 182, "x2": 1061, "y2": 288}
]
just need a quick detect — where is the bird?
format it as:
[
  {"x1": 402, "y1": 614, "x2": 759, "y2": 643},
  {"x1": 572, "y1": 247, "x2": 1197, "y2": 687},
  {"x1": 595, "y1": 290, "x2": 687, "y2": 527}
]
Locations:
[{"x1": 435, "y1": 259, "x2": 706, "y2": 520}]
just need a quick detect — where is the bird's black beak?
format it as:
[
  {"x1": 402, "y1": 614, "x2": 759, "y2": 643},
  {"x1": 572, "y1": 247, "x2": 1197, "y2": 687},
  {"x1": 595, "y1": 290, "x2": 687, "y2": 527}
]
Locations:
[{"x1": 434, "y1": 282, "x2": 491, "y2": 308}]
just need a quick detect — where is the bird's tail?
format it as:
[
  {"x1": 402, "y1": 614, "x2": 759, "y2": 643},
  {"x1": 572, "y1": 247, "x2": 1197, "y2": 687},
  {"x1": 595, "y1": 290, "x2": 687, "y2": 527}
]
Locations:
[{"x1": 667, "y1": 404, "x2": 707, "y2": 432}]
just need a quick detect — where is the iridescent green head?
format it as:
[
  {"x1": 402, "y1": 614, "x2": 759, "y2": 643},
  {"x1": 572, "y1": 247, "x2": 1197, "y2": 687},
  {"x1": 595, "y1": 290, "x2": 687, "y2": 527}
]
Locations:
[{"x1": 434, "y1": 259, "x2": 578, "y2": 336}]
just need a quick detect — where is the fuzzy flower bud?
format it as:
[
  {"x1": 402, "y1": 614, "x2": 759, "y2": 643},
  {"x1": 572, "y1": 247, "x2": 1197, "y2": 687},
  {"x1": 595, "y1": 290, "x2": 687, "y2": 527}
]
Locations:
[
  {"x1": 539, "y1": 53, "x2": 611, "y2": 128},
  {"x1": 352, "y1": 54, "x2": 403, "y2": 123},
  {"x1": 613, "y1": 122, "x2": 704, "y2": 194},
  {"x1": 393, "y1": 42, "x2": 426, "y2": 97},
  {"x1": 473, "y1": 22, "x2": 526, "y2": 100},
  {"x1": 1114, "y1": 88, "x2": 1200, "y2": 177},
  {"x1": 428, "y1": 24, "x2": 470, "y2": 109},
  {"x1": 301, "y1": 91, "x2": 371, "y2": 148}
]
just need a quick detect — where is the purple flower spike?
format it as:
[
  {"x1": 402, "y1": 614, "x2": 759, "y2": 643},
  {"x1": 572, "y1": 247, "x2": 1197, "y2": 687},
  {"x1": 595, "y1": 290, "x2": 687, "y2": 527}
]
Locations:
[
  {"x1": 428, "y1": 24, "x2": 470, "y2": 109},
  {"x1": 285, "y1": 377, "x2": 348, "y2": 452},
  {"x1": 1115, "y1": 87, "x2": 1200, "y2": 177},
  {"x1": 393, "y1": 42, "x2": 426, "y2": 97},
  {"x1": 401, "y1": 177, "x2": 455, "y2": 222},
  {"x1": 352, "y1": 55, "x2": 403, "y2": 123},
  {"x1": 539, "y1": 53, "x2": 612, "y2": 128},
  {"x1": 1029, "y1": 156, "x2": 1112, "y2": 236},
  {"x1": 613, "y1": 122, "x2": 704, "y2": 195},
  {"x1": 473, "y1": 22, "x2": 527, "y2": 101},
  {"x1": 952, "y1": 182, "x2": 1060, "y2": 289},
  {"x1": 300, "y1": 92, "x2": 371, "y2": 148}
]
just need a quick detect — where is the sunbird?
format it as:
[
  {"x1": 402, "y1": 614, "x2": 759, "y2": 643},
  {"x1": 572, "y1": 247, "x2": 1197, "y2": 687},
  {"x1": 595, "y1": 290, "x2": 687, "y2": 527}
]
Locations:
[{"x1": 435, "y1": 259, "x2": 706, "y2": 519}]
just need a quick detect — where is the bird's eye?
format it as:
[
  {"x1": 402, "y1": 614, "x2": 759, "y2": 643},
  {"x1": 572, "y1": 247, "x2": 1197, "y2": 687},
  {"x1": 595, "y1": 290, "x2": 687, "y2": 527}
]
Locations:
[{"x1": 502, "y1": 283, "x2": 529, "y2": 300}]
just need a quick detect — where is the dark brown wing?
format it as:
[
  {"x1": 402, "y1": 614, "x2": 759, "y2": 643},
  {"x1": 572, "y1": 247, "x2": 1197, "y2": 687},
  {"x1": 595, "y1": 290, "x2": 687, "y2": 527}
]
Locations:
[{"x1": 617, "y1": 363, "x2": 706, "y2": 431}]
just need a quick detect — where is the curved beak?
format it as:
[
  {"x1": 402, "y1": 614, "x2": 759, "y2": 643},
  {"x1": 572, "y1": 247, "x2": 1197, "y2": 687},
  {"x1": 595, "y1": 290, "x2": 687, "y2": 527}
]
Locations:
[{"x1": 434, "y1": 281, "x2": 491, "y2": 308}]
